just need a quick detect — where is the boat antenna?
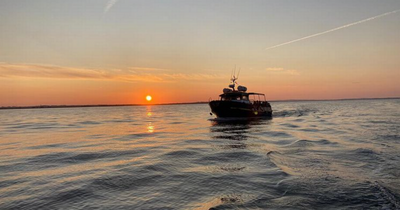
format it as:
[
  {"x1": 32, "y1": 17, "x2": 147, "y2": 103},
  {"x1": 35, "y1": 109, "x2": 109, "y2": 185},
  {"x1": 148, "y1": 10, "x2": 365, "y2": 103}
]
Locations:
[
  {"x1": 233, "y1": 65, "x2": 236, "y2": 80},
  {"x1": 237, "y1": 68, "x2": 240, "y2": 80}
]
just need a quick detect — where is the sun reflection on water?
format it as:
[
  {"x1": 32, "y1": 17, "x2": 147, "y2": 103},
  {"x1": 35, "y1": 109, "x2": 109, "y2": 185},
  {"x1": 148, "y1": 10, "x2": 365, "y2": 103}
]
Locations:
[
  {"x1": 147, "y1": 123, "x2": 155, "y2": 133},
  {"x1": 146, "y1": 106, "x2": 154, "y2": 133},
  {"x1": 146, "y1": 106, "x2": 152, "y2": 117}
]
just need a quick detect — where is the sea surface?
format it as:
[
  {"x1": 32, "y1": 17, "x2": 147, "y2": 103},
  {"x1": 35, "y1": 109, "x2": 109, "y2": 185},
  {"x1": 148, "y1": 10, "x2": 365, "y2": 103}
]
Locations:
[{"x1": 1, "y1": 99, "x2": 400, "y2": 209}]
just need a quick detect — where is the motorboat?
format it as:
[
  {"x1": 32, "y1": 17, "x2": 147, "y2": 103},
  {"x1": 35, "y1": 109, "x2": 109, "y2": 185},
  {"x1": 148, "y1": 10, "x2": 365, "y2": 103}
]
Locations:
[{"x1": 209, "y1": 73, "x2": 272, "y2": 118}]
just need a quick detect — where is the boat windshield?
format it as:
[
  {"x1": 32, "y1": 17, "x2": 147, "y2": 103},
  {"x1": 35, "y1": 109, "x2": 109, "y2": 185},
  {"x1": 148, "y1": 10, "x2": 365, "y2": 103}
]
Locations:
[
  {"x1": 249, "y1": 94, "x2": 266, "y2": 102},
  {"x1": 220, "y1": 95, "x2": 249, "y2": 101},
  {"x1": 219, "y1": 92, "x2": 265, "y2": 102}
]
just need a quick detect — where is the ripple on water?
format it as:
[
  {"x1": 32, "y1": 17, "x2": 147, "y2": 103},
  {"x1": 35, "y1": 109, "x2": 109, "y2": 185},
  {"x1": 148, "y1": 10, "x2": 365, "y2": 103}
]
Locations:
[
  {"x1": 79, "y1": 121, "x2": 102, "y2": 125},
  {"x1": 279, "y1": 123, "x2": 300, "y2": 128},
  {"x1": 163, "y1": 150, "x2": 201, "y2": 158},
  {"x1": 285, "y1": 139, "x2": 339, "y2": 148},
  {"x1": 196, "y1": 151, "x2": 263, "y2": 164},
  {"x1": 0, "y1": 149, "x2": 149, "y2": 175},
  {"x1": 90, "y1": 174, "x2": 164, "y2": 191},
  {"x1": 257, "y1": 131, "x2": 293, "y2": 138}
]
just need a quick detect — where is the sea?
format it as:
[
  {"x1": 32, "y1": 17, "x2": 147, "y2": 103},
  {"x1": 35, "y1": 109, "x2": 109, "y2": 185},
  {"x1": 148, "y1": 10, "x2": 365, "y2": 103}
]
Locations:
[{"x1": 1, "y1": 99, "x2": 400, "y2": 209}]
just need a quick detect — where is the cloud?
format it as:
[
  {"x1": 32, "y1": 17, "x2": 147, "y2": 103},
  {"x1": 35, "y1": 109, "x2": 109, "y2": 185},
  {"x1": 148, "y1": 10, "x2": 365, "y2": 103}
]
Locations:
[
  {"x1": 0, "y1": 63, "x2": 225, "y2": 83},
  {"x1": 265, "y1": 68, "x2": 284, "y2": 72},
  {"x1": 286, "y1": 70, "x2": 300, "y2": 76},
  {"x1": 128, "y1": 67, "x2": 170, "y2": 73},
  {"x1": 265, "y1": 9, "x2": 400, "y2": 50},
  {"x1": 160, "y1": 73, "x2": 226, "y2": 81},
  {"x1": 0, "y1": 63, "x2": 109, "y2": 79},
  {"x1": 104, "y1": 0, "x2": 119, "y2": 14},
  {"x1": 266, "y1": 67, "x2": 299, "y2": 75}
]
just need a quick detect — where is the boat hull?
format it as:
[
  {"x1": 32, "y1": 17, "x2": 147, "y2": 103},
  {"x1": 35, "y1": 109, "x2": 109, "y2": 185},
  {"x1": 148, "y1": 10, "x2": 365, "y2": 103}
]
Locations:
[{"x1": 209, "y1": 101, "x2": 272, "y2": 118}]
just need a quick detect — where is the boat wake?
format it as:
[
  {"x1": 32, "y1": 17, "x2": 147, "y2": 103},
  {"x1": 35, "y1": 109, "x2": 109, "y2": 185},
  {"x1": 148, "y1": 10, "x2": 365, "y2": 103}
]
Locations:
[{"x1": 273, "y1": 108, "x2": 318, "y2": 118}]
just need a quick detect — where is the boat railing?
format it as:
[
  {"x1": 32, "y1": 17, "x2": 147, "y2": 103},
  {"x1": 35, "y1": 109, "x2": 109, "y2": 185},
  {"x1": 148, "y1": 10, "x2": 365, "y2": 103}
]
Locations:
[{"x1": 249, "y1": 93, "x2": 266, "y2": 102}]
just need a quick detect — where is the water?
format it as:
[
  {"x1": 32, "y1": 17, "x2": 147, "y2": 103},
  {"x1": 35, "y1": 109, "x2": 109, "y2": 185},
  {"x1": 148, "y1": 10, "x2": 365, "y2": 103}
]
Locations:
[{"x1": 1, "y1": 99, "x2": 400, "y2": 209}]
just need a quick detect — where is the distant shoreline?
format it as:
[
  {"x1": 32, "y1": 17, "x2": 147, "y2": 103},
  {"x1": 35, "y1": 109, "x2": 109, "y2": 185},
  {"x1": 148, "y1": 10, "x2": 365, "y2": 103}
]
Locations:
[
  {"x1": 0, "y1": 102, "x2": 208, "y2": 110},
  {"x1": 1, "y1": 97, "x2": 399, "y2": 110}
]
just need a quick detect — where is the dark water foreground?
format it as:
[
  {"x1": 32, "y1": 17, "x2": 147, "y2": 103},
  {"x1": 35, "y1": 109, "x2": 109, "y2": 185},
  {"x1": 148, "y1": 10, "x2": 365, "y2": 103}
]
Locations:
[{"x1": 1, "y1": 99, "x2": 400, "y2": 209}]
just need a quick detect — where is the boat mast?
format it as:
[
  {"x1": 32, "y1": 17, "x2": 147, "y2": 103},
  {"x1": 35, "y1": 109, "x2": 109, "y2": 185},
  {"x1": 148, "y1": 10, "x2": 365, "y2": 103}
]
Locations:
[
  {"x1": 229, "y1": 66, "x2": 241, "y2": 91},
  {"x1": 229, "y1": 66, "x2": 236, "y2": 91}
]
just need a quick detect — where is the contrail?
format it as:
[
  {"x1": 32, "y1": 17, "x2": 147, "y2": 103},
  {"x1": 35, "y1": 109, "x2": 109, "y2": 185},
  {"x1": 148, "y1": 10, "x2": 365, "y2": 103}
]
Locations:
[
  {"x1": 104, "y1": 0, "x2": 119, "y2": 14},
  {"x1": 265, "y1": 9, "x2": 400, "y2": 50}
]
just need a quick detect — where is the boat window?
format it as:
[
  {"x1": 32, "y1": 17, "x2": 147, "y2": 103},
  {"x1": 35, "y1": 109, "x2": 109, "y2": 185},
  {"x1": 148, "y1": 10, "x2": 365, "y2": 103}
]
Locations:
[{"x1": 221, "y1": 95, "x2": 248, "y2": 101}]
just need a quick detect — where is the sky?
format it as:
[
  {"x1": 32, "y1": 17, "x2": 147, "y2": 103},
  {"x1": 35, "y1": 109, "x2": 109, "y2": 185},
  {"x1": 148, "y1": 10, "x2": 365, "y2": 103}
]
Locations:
[{"x1": 1, "y1": 0, "x2": 400, "y2": 106}]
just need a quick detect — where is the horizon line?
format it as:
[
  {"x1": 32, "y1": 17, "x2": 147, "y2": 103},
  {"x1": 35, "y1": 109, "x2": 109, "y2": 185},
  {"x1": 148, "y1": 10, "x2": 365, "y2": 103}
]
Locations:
[{"x1": 1, "y1": 96, "x2": 399, "y2": 110}]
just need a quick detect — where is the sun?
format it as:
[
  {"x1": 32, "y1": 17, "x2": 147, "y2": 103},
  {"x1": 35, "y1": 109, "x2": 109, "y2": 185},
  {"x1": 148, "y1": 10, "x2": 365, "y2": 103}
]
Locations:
[{"x1": 146, "y1": 95, "x2": 152, "y2": 102}]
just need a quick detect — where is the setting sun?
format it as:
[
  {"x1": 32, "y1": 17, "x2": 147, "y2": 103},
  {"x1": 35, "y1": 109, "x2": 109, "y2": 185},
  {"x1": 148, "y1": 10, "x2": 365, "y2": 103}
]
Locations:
[{"x1": 146, "y1": 95, "x2": 152, "y2": 102}]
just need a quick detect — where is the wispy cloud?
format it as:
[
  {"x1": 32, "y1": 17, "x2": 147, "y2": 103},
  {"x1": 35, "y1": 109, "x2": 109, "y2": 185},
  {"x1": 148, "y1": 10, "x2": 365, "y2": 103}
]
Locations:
[
  {"x1": 104, "y1": 0, "x2": 119, "y2": 14},
  {"x1": 161, "y1": 73, "x2": 226, "y2": 81},
  {"x1": 0, "y1": 63, "x2": 110, "y2": 79},
  {"x1": 0, "y1": 63, "x2": 225, "y2": 82},
  {"x1": 128, "y1": 67, "x2": 170, "y2": 73},
  {"x1": 266, "y1": 67, "x2": 299, "y2": 75},
  {"x1": 265, "y1": 9, "x2": 400, "y2": 50},
  {"x1": 265, "y1": 68, "x2": 284, "y2": 72}
]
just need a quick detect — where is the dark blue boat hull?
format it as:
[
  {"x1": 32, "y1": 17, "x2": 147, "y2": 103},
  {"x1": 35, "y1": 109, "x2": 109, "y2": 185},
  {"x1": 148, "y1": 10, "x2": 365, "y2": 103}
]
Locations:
[{"x1": 209, "y1": 101, "x2": 272, "y2": 118}]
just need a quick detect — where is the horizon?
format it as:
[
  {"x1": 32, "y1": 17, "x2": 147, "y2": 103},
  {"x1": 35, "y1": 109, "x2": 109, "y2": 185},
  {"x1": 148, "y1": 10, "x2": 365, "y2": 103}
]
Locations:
[
  {"x1": 1, "y1": 0, "x2": 400, "y2": 106},
  {"x1": 1, "y1": 96, "x2": 399, "y2": 109}
]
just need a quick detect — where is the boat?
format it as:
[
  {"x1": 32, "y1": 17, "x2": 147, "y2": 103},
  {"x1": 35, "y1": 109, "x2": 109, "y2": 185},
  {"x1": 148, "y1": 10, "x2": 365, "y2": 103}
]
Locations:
[{"x1": 209, "y1": 73, "x2": 272, "y2": 118}]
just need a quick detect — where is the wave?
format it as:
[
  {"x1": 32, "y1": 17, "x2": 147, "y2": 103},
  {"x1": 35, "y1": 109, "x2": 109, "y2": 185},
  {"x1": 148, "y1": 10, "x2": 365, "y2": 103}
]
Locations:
[
  {"x1": 374, "y1": 181, "x2": 400, "y2": 209},
  {"x1": 273, "y1": 107, "x2": 318, "y2": 118}
]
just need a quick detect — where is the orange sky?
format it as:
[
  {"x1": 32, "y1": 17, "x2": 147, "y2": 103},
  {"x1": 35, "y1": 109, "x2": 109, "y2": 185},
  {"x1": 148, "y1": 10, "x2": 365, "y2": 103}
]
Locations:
[
  {"x1": 1, "y1": 62, "x2": 399, "y2": 106},
  {"x1": 1, "y1": 1, "x2": 399, "y2": 106}
]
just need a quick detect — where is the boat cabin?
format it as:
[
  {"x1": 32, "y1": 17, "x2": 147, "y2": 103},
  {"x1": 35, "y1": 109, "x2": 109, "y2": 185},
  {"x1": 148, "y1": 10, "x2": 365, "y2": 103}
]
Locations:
[{"x1": 219, "y1": 92, "x2": 267, "y2": 103}]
